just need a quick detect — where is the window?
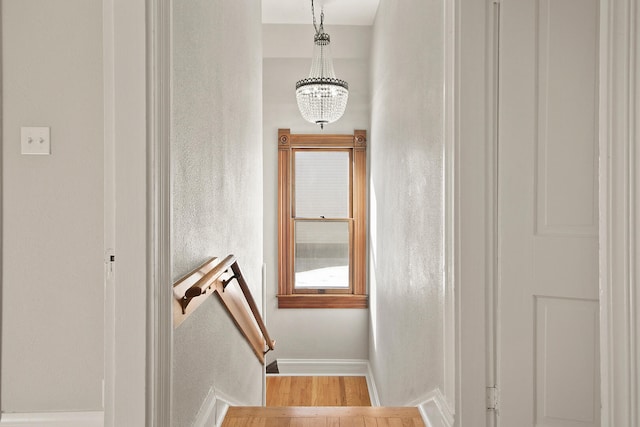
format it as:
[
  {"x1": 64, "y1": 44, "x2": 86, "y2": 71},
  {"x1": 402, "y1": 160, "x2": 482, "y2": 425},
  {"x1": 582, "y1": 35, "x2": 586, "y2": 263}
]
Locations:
[{"x1": 277, "y1": 129, "x2": 367, "y2": 308}]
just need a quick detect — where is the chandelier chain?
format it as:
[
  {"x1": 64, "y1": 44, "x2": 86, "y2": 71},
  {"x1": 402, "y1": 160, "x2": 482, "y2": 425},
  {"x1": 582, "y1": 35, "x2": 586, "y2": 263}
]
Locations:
[{"x1": 311, "y1": 0, "x2": 324, "y2": 35}]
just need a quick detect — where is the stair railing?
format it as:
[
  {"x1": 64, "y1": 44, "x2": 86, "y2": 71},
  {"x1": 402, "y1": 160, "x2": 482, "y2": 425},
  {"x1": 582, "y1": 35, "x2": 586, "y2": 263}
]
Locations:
[{"x1": 173, "y1": 255, "x2": 275, "y2": 364}]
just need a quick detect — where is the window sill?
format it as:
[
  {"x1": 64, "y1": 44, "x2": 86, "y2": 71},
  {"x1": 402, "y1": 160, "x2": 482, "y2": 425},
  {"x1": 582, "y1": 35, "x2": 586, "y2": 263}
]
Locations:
[{"x1": 277, "y1": 294, "x2": 368, "y2": 309}]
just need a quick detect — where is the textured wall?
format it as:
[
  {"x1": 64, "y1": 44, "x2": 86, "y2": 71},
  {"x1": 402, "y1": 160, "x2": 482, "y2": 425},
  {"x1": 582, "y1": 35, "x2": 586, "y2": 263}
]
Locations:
[
  {"x1": 171, "y1": 0, "x2": 264, "y2": 425},
  {"x1": 1, "y1": 0, "x2": 104, "y2": 412},
  {"x1": 368, "y1": 0, "x2": 445, "y2": 405},
  {"x1": 262, "y1": 24, "x2": 370, "y2": 363}
]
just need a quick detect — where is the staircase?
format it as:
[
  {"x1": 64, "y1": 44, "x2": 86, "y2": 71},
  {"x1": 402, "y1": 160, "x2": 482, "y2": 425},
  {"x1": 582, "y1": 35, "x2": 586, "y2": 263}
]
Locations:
[
  {"x1": 228, "y1": 375, "x2": 426, "y2": 426},
  {"x1": 221, "y1": 406, "x2": 425, "y2": 426}
]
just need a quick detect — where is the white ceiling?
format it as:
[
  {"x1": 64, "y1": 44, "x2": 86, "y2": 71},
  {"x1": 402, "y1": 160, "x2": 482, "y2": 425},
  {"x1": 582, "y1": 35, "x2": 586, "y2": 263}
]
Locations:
[{"x1": 262, "y1": 0, "x2": 380, "y2": 26}]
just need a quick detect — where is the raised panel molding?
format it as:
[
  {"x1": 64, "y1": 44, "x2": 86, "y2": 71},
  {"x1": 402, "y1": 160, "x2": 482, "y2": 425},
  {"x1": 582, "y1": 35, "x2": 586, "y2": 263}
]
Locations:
[
  {"x1": 535, "y1": 0, "x2": 599, "y2": 237},
  {"x1": 535, "y1": 297, "x2": 599, "y2": 426}
]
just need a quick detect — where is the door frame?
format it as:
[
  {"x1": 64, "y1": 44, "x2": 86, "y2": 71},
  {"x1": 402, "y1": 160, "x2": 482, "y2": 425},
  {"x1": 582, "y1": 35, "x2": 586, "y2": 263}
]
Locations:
[
  {"x1": 141, "y1": 0, "x2": 640, "y2": 426},
  {"x1": 146, "y1": 0, "x2": 173, "y2": 427},
  {"x1": 0, "y1": 3, "x2": 3, "y2": 412},
  {"x1": 102, "y1": 0, "x2": 172, "y2": 426},
  {"x1": 145, "y1": 0, "x2": 172, "y2": 425},
  {"x1": 141, "y1": 0, "x2": 488, "y2": 425},
  {"x1": 455, "y1": 0, "x2": 500, "y2": 425},
  {"x1": 598, "y1": 0, "x2": 640, "y2": 425}
]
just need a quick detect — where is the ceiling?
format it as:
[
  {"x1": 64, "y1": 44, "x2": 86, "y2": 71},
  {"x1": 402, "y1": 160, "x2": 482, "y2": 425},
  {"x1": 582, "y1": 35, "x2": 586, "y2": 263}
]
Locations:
[{"x1": 262, "y1": 0, "x2": 380, "y2": 26}]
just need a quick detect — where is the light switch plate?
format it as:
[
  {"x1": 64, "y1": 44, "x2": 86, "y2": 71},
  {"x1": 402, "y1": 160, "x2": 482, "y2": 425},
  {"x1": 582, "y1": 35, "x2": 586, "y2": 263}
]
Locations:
[{"x1": 21, "y1": 127, "x2": 51, "y2": 155}]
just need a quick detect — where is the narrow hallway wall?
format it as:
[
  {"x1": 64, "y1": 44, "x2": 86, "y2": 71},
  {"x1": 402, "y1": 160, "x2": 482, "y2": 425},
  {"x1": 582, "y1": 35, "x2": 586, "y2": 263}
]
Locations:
[
  {"x1": 1, "y1": 0, "x2": 104, "y2": 413},
  {"x1": 171, "y1": 1, "x2": 264, "y2": 425},
  {"x1": 368, "y1": 0, "x2": 445, "y2": 405}
]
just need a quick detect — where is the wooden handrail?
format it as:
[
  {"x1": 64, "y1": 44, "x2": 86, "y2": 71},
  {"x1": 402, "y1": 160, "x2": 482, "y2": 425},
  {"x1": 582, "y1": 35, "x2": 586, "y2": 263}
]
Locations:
[
  {"x1": 172, "y1": 257, "x2": 222, "y2": 317},
  {"x1": 229, "y1": 262, "x2": 276, "y2": 352},
  {"x1": 172, "y1": 255, "x2": 275, "y2": 364},
  {"x1": 185, "y1": 254, "x2": 236, "y2": 299}
]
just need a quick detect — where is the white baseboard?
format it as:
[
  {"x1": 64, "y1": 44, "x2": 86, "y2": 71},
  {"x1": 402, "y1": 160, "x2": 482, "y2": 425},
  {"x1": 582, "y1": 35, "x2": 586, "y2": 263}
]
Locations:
[
  {"x1": 0, "y1": 411, "x2": 103, "y2": 427},
  {"x1": 215, "y1": 400, "x2": 230, "y2": 427},
  {"x1": 271, "y1": 359, "x2": 380, "y2": 406},
  {"x1": 192, "y1": 387, "x2": 251, "y2": 427},
  {"x1": 193, "y1": 388, "x2": 217, "y2": 427},
  {"x1": 408, "y1": 388, "x2": 454, "y2": 427},
  {"x1": 275, "y1": 358, "x2": 370, "y2": 375},
  {"x1": 364, "y1": 362, "x2": 381, "y2": 407},
  {"x1": 213, "y1": 389, "x2": 244, "y2": 427}
]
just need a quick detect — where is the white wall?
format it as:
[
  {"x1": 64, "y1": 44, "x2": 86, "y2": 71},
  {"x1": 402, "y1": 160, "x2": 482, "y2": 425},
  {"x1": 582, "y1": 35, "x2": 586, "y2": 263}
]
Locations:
[
  {"x1": 368, "y1": 0, "x2": 445, "y2": 405},
  {"x1": 1, "y1": 0, "x2": 104, "y2": 413},
  {"x1": 171, "y1": 1, "x2": 264, "y2": 425},
  {"x1": 263, "y1": 24, "x2": 370, "y2": 363}
]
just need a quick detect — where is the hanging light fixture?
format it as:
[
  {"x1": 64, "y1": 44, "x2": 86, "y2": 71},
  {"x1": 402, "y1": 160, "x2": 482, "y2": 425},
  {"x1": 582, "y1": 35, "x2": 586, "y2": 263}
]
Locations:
[{"x1": 295, "y1": 0, "x2": 349, "y2": 129}]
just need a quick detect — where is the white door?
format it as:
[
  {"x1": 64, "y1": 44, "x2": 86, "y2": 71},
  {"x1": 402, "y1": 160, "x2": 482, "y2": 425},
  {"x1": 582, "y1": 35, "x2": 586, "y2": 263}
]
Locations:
[{"x1": 497, "y1": 0, "x2": 600, "y2": 426}]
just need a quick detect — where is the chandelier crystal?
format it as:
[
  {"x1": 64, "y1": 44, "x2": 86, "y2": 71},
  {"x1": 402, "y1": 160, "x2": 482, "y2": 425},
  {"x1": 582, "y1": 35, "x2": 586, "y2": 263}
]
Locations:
[{"x1": 296, "y1": 1, "x2": 349, "y2": 129}]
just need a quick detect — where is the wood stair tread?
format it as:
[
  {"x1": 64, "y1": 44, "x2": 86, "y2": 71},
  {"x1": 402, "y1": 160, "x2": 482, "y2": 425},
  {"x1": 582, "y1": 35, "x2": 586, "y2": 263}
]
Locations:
[
  {"x1": 227, "y1": 407, "x2": 422, "y2": 418},
  {"x1": 223, "y1": 406, "x2": 425, "y2": 426}
]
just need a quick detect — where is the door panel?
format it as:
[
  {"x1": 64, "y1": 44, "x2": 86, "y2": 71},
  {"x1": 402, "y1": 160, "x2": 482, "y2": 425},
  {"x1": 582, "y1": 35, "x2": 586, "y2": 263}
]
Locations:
[
  {"x1": 535, "y1": 297, "x2": 599, "y2": 426},
  {"x1": 497, "y1": 0, "x2": 600, "y2": 425},
  {"x1": 535, "y1": 0, "x2": 599, "y2": 237}
]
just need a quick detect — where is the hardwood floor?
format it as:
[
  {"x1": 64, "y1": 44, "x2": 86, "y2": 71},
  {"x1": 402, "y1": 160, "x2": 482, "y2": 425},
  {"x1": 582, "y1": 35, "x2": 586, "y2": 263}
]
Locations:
[
  {"x1": 222, "y1": 376, "x2": 425, "y2": 426},
  {"x1": 221, "y1": 406, "x2": 425, "y2": 427},
  {"x1": 266, "y1": 376, "x2": 371, "y2": 407}
]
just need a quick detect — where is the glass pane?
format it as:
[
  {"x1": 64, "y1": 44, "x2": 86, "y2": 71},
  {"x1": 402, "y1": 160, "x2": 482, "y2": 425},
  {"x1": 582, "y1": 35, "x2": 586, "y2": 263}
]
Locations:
[
  {"x1": 295, "y1": 151, "x2": 349, "y2": 218},
  {"x1": 295, "y1": 221, "x2": 350, "y2": 289}
]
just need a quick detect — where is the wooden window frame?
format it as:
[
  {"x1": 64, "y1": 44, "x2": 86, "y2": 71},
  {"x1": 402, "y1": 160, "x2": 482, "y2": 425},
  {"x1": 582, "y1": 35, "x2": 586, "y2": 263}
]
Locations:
[{"x1": 277, "y1": 128, "x2": 368, "y2": 309}]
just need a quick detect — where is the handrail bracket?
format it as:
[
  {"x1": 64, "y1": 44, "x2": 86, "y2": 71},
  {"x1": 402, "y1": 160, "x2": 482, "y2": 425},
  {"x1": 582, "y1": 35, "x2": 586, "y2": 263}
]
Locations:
[{"x1": 221, "y1": 274, "x2": 238, "y2": 291}]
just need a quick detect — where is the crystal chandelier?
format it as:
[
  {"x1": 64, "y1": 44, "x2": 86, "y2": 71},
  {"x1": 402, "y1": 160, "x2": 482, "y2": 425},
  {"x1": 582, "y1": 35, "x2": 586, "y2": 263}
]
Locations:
[{"x1": 295, "y1": 0, "x2": 349, "y2": 129}]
